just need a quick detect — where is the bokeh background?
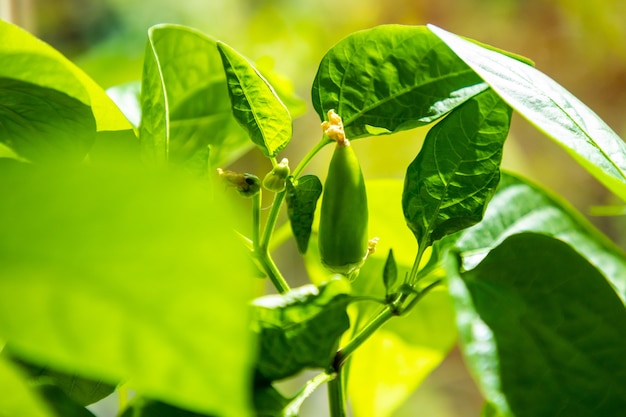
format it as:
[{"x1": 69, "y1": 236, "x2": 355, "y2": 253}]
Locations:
[{"x1": 2, "y1": 0, "x2": 625, "y2": 416}]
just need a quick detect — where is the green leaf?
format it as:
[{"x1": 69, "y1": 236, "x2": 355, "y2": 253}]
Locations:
[
  {"x1": 37, "y1": 384, "x2": 97, "y2": 417},
  {"x1": 447, "y1": 232, "x2": 626, "y2": 417},
  {"x1": 285, "y1": 175, "x2": 323, "y2": 253},
  {"x1": 0, "y1": 20, "x2": 131, "y2": 133},
  {"x1": 448, "y1": 172, "x2": 626, "y2": 302},
  {"x1": 120, "y1": 398, "x2": 210, "y2": 417},
  {"x1": 253, "y1": 381, "x2": 290, "y2": 417},
  {"x1": 139, "y1": 24, "x2": 252, "y2": 170},
  {"x1": 3, "y1": 349, "x2": 115, "y2": 406},
  {"x1": 0, "y1": 78, "x2": 96, "y2": 163},
  {"x1": 0, "y1": 356, "x2": 54, "y2": 417},
  {"x1": 429, "y1": 24, "x2": 626, "y2": 201},
  {"x1": 402, "y1": 88, "x2": 512, "y2": 246},
  {"x1": 252, "y1": 278, "x2": 351, "y2": 381},
  {"x1": 382, "y1": 249, "x2": 398, "y2": 297},
  {"x1": 0, "y1": 161, "x2": 258, "y2": 417},
  {"x1": 218, "y1": 42, "x2": 292, "y2": 158},
  {"x1": 311, "y1": 25, "x2": 488, "y2": 139}
]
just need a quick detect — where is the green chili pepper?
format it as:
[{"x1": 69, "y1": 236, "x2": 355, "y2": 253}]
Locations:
[{"x1": 318, "y1": 110, "x2": 369, "y2": 278}]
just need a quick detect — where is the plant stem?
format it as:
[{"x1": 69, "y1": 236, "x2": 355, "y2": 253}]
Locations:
[
  {"x1": 328, "y1": 369, "x2": 346, "y2": 417},
  {"x1": 292, "y1": 137, "x2": 332, "y2": 177},
  {"x1": 407, "y1": 237, "x2": 428, "y2": 285},
  {"x1": 252, "y1": 191, "x2": 261, "y2": 246},
  {"x1": 285, "y1": 372, "x2": 334, "y2": 416}
]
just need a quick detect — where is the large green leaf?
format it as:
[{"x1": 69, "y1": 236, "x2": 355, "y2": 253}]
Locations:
[
  {"x1": 447, "y1": 233, "x2": 626, "y2": 417},
  {"x1": 218, "y1": 42, "x2": 292, "y2": 158},
  {"x1": 0, "y1": 356, "x2": 54, "y2": 417},
  {"x1": 0, "y1": 20, "x2": 131, "y2": 133},
  {"x1": 429, "y1": 24, "x2": 626, "y2": 201},
  {"x1": 0, "y1": 161, "x2": 258, "y2": 417},
  {"x1": 0, "y1": 78, "x2": 96, "y2": 163},
  {"x1": 139, "y1": 24, "x2": 252, "y2": 170},
  {"x1": 402, "y1": 88, "x2": 512, "y2": 247},
  {"x1": 252, "y1": 278, "x2": 351, "y2": 381},
  {"x1": 311, "y1": 25, "x2": 488, "y2": 139},
  {"x1": 448, "y1": 172, "x2": 626, "y2": 302}
]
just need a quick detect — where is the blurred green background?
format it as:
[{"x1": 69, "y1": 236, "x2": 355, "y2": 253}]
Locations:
[{"x1": 2, "y1": 0, "x2": 625, "y2": 416}]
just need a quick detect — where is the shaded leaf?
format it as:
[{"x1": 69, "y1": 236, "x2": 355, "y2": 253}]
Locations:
[
  {"x1": 311, "y1": 25, "x2": 488, "y2": 139},
  {"x1": 447, "y1": 172, "x2": 626, "y2": 303},
  {"x1": 139, "y1": 24, "x2": 252, "y2": 171},
  {"x1": 382, "y1": 249, "x2": 398, "y2": 297},
  {"x1": 252, "y1": 278, "x2": 351, "y2": 381},
  {"x1": 120, "y1": 398, "x2": 210, "y2": 417},
  {"x1": 402, "y1": 88, "x2": 512, "y2": 247},
  {"x1": 429, "y1": 24, "x2": 626, "y2": 201},
  {"x1": 0, "y1": 78, "x2": 96, "y2": 163},
  {"x1": 286, "y1": 175, "x2": 323, "y2": 254},
  {"x1": 0, "y1": 20, "x2": 131, "y2": 133},
  {"x1": 0, "y1": 162, "x2": 258, "y2": 417},
  {"x1": 253, "y1": 381, "x2": 290, "y2": 417},
  {"x1": 37, "y1": 384, "x2": 96, "y2": 417},
  {"x1": 3, "y1": 349, "x2": 115, "y2": 406},
  {"x1": 447, "y1": 233, "x2": 626, "y2": 417},
  {"x1": 218, "y1": 42, "x2": 292, "y2": 158},
  {"x1": 0, "y1": 356, "x2": 54, "y2": 417}
]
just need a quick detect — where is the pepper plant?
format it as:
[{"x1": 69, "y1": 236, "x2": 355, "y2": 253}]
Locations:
[{"x1": 1, "y1": 19, "x2": 626, "y2": 417}]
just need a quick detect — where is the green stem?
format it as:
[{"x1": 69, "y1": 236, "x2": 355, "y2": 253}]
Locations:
[
  {"x1": 252, "y1": 191, "x2": 261, "y2": 246},
  {"x1": 285, "y1": 372, "x2": 334, "y2": 415},
  {"x1": 407, "y1": 237, "x2": 429, "y2": 286},
  {"x1": 328, "y1": 369, "x2": 346, "y2": 417},
  {"x1": 292, "y1": 137, "x2": 332, "y2": 177}
]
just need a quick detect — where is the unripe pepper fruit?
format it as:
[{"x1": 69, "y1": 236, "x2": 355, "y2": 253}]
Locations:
[{"x1": 318, "y1": 110, "x2": 369, "y2": 277}]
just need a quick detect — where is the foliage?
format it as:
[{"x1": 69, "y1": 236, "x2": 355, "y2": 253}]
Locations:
[{"x1": 0, "y1": 18, "x2": 625, "y2": 417}]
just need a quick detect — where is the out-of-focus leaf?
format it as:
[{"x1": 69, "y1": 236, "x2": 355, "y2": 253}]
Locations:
[
  {"x1": 447, "y1": 233, "x2": 626, "y2": 417},
  {"x1": 0, "y1": 78, "x2": 96, "y2": 163},
  {"x1": 120, "y1": 398, "x2": 209, "y2": 417},
  {"x1": 430, "y1": 24, "x2": 626, "y2": 202},
  {"x1": 311, "y1": 25, "x2": 488, "y2": 139},
  {"x1": 286, "y1": 175, "x2": 323, "y2": 253},
  {"x1": 254, "y1": 56, "x2": 307, "y2": 119},
  {"x1": 253, "y1": 381, "x2": 290, "y2": 417},
  {"x1": 4, "y1": 349, "x2": 115, "y2": 406},
  {"x1": 218, "y1": 42, "x2": 292, "y2": 158},
  {"x1": 402, "y1": 88, "x2": 512, "y2": 247},
  {"x1": 252, "y1": 278, "x2": 351, "y2": 381},
  {"x1": 139, "y1": 24, "x2": 252, "y2": 171},
  {"x1": 0, "y1": 20, "x2": 131, "y2": 133},
  {"x1": 0, "y1": 356, "x2": 54, "y2": 417},
  {"x1": 446, "y1": 172, "x2": 626, "y2": 302},
  {"x1": 37, "y1": 384, "x2": 96, "y2": 417},
  {"x1": 0, "y1": 161, "x2": 258, "y2": 417}
]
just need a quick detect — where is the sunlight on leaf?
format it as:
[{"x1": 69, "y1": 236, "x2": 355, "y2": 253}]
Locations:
[
  {"x1": 403, "y1": 88, "x2": 512, "y2": 246},
  {"x1": 0, "y1": 162, "x2": 258, "y2": 417},
  {"x1": 218, "y1": 42, "x2": 292, "y2": 158},
  {"x1": 430, "y1": 24, "x2": 626, "y2": 202},
  {"x1": 0, "y1": 357, "x2": 54, "y2": 417},
  {"x1": 312, "y1": 25, "x2": 488, "y2": 139}
]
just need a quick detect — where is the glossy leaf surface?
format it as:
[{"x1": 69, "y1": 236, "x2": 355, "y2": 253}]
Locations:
[
  {"x1": 448, "y1": 172, "x2": 626, "y2": 302},
  {"x1": 447, "y1": 233, "x2": 626, "y2": 417},
  {"x1": 218, "y1": 42, "x2": 292, "y2": 158},
  {"x1": 430, "y1": 24, "x2": 626, "y2": 201},
  {"x1": 139, "y1": 24, "x2": 251, "y2": 169},
  {"x1": 312, "y1": 25, "x2": 488, "y2": 139},
  {"x1": 252, "y1": 278, "x2": 351, "y2": 381},
  {"x1": 0, "y1": 161, "x2": 257, "y2": 417},
  {"x1": 285, "y1": 175, "x2": 323, "y2": 253},
  {"x1": 403, "y1": 88, "x2": 512, "y2": 246}
]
